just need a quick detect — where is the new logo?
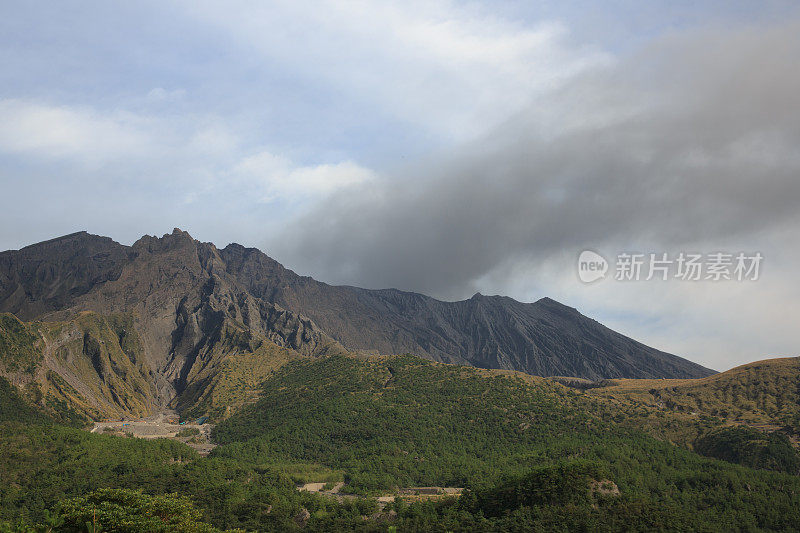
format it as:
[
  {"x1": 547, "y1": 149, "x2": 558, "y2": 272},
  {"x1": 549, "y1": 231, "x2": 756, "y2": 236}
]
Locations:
[{"x1": 578, "y1": 250, "x2": 608, "y2": 283}]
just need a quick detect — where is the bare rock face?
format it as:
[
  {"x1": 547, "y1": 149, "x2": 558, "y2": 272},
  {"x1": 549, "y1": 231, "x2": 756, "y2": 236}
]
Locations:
[
  {"x1": 0, "y1": 229, "x2": 714, "y2": 419},
  {"x1": 0, "y1": 231, "x2": 129, "y2": 320},
  {"x1": 220, "y1": 245, "x2": 715, "y2": 380}
]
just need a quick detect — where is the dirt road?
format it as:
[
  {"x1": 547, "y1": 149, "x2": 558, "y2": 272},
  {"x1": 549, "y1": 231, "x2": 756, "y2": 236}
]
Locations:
[{"x1": 296, "y1": 482, "x2": 462, "y2": 508}]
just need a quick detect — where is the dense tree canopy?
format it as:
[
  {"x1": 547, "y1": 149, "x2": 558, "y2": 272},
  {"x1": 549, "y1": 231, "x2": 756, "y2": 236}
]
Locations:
[{"x1": 2, "y1": 354, "x2": 800, "y2": 531}]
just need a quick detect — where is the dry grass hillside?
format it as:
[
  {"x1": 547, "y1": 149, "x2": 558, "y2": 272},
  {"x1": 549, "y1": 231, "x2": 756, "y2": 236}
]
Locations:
[{"x1": 581, "y1": 357, "x2": 800, "y2": 445}]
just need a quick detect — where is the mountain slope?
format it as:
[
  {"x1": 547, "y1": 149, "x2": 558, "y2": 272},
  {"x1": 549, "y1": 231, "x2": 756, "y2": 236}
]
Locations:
[
  {"x1": 2, "y1": 353, "x2": 799, "y2": 532},
  {"x1": 0, "y1": 231, "x2": 129, "y2": 320},
  {"x1": 221, "y1": 243, "x2": 714, "y2": 379},
  {"x1": 0, "y1": 311, "x2": 159, "y2": 420},
  {"x1": 210, "y1": 353, "x2": 800, "y2": 531},
  {"x1": 2, "y1": 230, "x2": 713, "y2": 381},
  {"x1": 0, "y1": 309, "x2": 319, "y2": 422},
  {"x1": 0, "y1": 229, "x2": 712, "y2": 420}
]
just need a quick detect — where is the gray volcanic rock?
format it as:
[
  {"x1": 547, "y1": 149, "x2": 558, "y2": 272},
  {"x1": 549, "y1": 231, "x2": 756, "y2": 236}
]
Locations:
[
  {"x1": 220, "y1": 244, "x2": 714, "y2": 379},
  {"x1": 0, "y1": 231, "x2": 715, "y2": 383},
  {"x1": 0, "y1": 231, "x2": 129, "y2": 320}
]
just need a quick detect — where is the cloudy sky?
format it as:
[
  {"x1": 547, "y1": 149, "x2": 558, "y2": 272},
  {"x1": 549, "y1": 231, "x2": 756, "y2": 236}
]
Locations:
[{"x1": 1, "y1": 1, "x2": 799, "y2": 371}]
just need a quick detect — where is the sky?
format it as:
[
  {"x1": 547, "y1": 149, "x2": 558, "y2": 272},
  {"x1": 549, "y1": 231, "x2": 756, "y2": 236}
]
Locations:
[{"x1": 1, "y1": 1, "x2": 799, "y2": 371}]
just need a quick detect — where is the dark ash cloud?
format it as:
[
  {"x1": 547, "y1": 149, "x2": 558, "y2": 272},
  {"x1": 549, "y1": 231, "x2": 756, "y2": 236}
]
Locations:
[{"x1": 276, "y1": 20, "x2": 800, "y2": 299}]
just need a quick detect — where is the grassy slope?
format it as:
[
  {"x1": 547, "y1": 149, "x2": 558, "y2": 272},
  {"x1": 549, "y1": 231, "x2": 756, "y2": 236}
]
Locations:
[
  {"x1": 0, "y1": 314, "x2": 41, "y2": 373},
  {"x1": 0, "y1": 312, "x2": 159, "y2": 421},
  {"x1": 584, "y1": 357, "x2": 800, "y2": 445},
  {"x1": 0, "y1": 376, "x2": 51, "y2": 424},
  {"x1": 215, "y1": 354, "x2": 593, "y2": 492},
  {"x1": 42, "y1": 312, "x2": 159, "y2": 419}
]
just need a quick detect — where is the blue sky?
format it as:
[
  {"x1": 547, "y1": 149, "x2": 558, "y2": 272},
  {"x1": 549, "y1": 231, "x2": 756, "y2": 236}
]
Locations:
[{"x1": 1, "y1": 1, "x2": 799, "y2": 370}]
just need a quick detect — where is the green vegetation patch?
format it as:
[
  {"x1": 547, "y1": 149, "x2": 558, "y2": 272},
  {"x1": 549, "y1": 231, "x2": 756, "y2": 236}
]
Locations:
[
  {"x1": 694, "y1": 425, "x2": 800, "y2": 474},
  {"x1": 59, "y1": 488, "x2": 224, "y2": 532},
  {"x1": 0, "y1": 377, "x2": 50, "y2": 424},
  {"x1": 0, "y1": 314, "x2": 41, "y2": 373},
  {"x1": 213, "y1": 354, "x2": 592, "y2": 493},
  {"x1": 176, "y1": 427, "x2": 201, "y2": 438}
]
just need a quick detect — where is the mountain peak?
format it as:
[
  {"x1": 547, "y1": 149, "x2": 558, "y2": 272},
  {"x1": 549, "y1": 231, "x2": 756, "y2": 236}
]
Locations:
[
  {"x1": 0, "y1": 231, "x2": 109, "y2": 254},
  {"x1": 535, "y1": 296, "x2": 576, "y2": 311},
  {"x1": 170, "y1": 227, "x2": 194, "y2": 239}
]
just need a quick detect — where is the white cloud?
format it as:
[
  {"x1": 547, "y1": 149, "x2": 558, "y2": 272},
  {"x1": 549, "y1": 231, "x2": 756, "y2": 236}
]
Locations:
[
  {"x1": 183, "y1": 0, "x2": 608, "y2": 141},
  {"x1": 0, "y1": 99, "x2": 153, "y2": 163},
  {"x1": 231, "y1": 151, "x2": 375, "y2": 203},
  {"x1": 0, "y1": 97, "x2": 376, "y2": 211}
]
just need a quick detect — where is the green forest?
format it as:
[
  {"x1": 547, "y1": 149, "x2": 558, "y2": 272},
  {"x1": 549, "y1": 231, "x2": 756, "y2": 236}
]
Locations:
[{"x1": 3, "y1": 355, "x2": 800, "y2": 531}]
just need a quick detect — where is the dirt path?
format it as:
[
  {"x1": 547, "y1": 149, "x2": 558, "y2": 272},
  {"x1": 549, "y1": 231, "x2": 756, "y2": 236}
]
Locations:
[
  {"x1": 296, "y1": 483, "x2": 462, "y2": 508},
  {"x1": 376, "y1": 487, "x2": 463, "y2": 505},
  {"x1": 298, "y1": 481, "x2": 345, "y2": 493},
  {"x1": 298, "y1": 482, "x2": 356, "y2": 502}
]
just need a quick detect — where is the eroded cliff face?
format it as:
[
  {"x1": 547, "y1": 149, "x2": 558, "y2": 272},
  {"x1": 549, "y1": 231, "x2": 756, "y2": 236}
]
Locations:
[
  {"x1": 0, "y1": 229, "x2": 343, "y2": 419},
  {"x1": 0, "y1": 231, "x2": 130, "y2": 320}
]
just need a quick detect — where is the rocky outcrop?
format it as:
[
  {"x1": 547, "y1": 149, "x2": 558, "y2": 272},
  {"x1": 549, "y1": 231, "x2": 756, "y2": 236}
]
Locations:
[{"x1": 0, "y1": 230, "x2": 344, "y2": 418}]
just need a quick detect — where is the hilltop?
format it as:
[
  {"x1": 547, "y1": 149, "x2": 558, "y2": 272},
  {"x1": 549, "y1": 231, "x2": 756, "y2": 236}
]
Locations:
[{"x1": 581, "y1": 356, "x2": 800, "y2": 445}]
